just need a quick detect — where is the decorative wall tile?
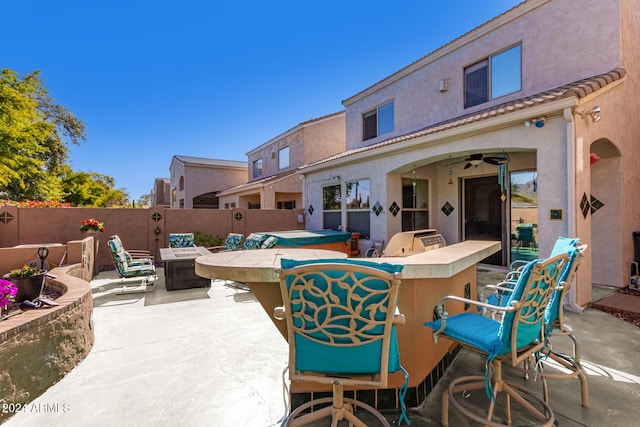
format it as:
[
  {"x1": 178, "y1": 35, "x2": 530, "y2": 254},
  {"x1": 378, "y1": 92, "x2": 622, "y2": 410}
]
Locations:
[
  {"x1": 372, "y1": 201, "x2": 383, "y2": 216},
  {"x1": 308, "y1": 205, "x2": 314, "y2": 215},
  {"x1": 441, "y1": 202, "x2": 454, "y2": 216},
  {"x1": 389, "y1": 201, "x2": 400, "y2": 217}
]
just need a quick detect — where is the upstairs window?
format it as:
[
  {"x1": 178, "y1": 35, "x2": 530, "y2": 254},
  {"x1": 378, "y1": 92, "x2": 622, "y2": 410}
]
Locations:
[
  {"x1": 363, "y1": 101, "x2": 394, "y2": 141},
  {"x1": 278, "y1": 147, "x2": 290, "y2": 169},
  {"x1": 464, "y1": 44, "x2": 521, "y2": 108},
  {"x1": 253, "y1": 159, "x2": 263, "y2": 178}
]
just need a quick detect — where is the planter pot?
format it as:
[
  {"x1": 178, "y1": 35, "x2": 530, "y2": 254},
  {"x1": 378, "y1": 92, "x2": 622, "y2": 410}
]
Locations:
[{"x1": 3, "y1": 272, "x2": 46, "y2": 303}]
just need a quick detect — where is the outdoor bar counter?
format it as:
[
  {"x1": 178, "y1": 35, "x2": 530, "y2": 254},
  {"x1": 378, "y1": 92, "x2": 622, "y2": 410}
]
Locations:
[{"x1": 195, "y1": 240, "x2": 500, "y2": 408}]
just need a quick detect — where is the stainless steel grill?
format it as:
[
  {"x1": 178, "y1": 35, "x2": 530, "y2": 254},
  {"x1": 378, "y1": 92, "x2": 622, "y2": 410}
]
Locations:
[{"x1": 383, "y1": 229, "x2": 446, "y2": 257}]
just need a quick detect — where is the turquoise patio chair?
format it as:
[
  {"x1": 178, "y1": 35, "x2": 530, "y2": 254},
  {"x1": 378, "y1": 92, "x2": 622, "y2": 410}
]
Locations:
[
  {"x1": 106, "y1": 235, "x2": 157, "y2": 294},
  {"x1": 275, "y1": 258, "x2": 410, "y2": 426},
  {"x1": 168, "y1": 233, "x2": 196, "y2": 248},
  {"x1": 208, "y1": 233, "x2": 245, "y2": 252},
  {"x1": 241, "y1": 233, "x2": 266, "y2": 250},
  {"x1": 483, "y1": 238, "x2": 590, "y2": 408},
  {"x1": 425, "y1": 253, "x2": 569, "y2": 427}
]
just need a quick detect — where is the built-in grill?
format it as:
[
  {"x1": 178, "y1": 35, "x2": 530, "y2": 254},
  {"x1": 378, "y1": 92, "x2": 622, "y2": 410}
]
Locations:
[{"x1": 383, "y1": 229, "x2": 447, "y2": 257}]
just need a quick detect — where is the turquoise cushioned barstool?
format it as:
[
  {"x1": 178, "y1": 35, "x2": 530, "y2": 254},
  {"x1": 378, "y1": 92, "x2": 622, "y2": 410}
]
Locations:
[
  {"x1": 275, "y1": 258, "x2": 410, "y2": 427},
  {"x1": 425, "y1": 253, "x2": 569, "y2": 427}
]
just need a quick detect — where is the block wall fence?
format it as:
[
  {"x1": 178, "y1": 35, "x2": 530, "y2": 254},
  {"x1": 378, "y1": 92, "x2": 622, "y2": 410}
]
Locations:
[{"x1": 0, "y1": 207, "x2": 306, "y2": 272}]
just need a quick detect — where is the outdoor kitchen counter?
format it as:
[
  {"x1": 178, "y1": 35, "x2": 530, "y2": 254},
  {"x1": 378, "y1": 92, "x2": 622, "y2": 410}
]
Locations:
[
  {"x1": 195, "y1": 241, "x2": 500, "y2": 401},
  {"x1": 374, "y1": 239, "x2": 501, "y2": 278}
]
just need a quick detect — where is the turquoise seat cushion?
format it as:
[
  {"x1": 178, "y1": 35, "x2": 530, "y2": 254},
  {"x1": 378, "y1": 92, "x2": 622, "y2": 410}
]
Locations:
[
  {"x1": 281, "y1": 258, "x2": 404, "y2": 374},
  {"x1": 169, "y1": 233, "x2": 195, "y2": 248},
  {"x1": 224, "y1": 233, "x2": 244, "y2": 250},
  {"x1": 426, "y1": 313, "x2": 503, "y2": 355},
  {"x1": 242, "y1": 233, "x2": 266, "y2": 250},
  {"x1": 260, "y1": 235, "x2": 278, "y2": 249}
]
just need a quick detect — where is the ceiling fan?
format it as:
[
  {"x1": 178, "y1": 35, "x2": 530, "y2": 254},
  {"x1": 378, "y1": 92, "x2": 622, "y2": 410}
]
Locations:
[{"x1": 454, "y1": 153, "x2": 509, "y2": 169}]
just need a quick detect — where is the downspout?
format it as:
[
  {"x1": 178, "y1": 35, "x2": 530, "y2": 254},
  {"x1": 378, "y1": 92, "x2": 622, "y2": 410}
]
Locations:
[{"x1": 563, "y1": 107, "x2": 584, "y2": 313}]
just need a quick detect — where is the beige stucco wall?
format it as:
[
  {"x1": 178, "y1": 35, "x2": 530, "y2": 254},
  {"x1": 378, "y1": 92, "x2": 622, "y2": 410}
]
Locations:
[
  {"x1": 247, "y1": 113, "x2": 345, "y2": 181},
  {"x1": 169, "y1": 158, "x2": 247, "y2": 209},
  {"x1": 344, "y1": 0, "x2": 622, "y2": 149}
]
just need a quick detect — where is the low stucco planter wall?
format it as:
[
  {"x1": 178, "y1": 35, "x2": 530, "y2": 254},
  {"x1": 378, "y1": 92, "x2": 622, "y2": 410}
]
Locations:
[{"x1": 0, "y1": 264, "x2": 94, "y2": 422}]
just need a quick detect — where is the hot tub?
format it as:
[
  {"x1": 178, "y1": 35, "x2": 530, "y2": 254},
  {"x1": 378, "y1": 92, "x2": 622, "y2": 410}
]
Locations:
[{"x1": 260, "y1": 230, "x2": 352, "y2": 256}]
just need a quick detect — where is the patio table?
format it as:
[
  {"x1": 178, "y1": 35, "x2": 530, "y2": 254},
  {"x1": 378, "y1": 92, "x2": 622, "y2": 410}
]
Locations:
[{"x1": 195, "y1": 248, "x2": 347, "y2": 338}]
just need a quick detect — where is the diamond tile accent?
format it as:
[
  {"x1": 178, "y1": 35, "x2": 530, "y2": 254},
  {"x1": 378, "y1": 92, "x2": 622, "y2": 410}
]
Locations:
[
  {"x1": 580, "y1": 193, "x2": 590, "y2": 218},
  {"x1": 441, "y1": 202, "x2": 454, "y2": 216},
  {"x1": 0, "y1": 211, "x2": 14, "y2": 224},
  {"x1": 590, "y1": 195, "x2": 604, "y2": 214},
  {"x1": 389, "y1": 202, "x2": 400, "y2": 217},
  {"x1": 372, "y1": 201, "x2": 383, "y2": 216},
  {"x1": 308, "y1": 205, "x2": 314, "y2": 215},
  {"x1": 234, "y1": 212, "x2": 243, "y2": 221}
]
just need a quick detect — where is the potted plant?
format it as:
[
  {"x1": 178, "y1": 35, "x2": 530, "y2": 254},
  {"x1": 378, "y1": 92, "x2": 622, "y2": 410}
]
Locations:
[
  {"x1": 3, "y1": 265, "x2": 47, "y2": 303},
  {"x1": 0, "y1": 278, "x2": 18, "y2": 319},
  {"x1": 80, "y1": 218, "x2": 105, "y2": 234}
]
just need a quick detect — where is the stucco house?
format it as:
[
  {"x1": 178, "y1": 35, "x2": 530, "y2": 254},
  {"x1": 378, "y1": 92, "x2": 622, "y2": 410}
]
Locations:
[
  {"x1": 169, "y1": 155, "x2": 247, "y2": 209},
  {"x1": 217, "y1": 111, "x2": 345, "y2": 210},
  {"x1": 150, "y1": 178, "x2": 170, "y2": 207},
  {"x1": 299, "y1": 0, "x2": 640, "y2": 308}
]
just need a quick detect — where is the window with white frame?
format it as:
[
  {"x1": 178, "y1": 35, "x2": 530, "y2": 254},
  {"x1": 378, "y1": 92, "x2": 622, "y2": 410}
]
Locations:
[
  {"x1": 323, "y1": 184, "x2": 341, "y2": 230},
  {"x1": 278, "y1": 147, "x2": 290, "y2": 169},
  {"x1": 464, "y1": 44, "x2": 521, "y2": 108},
  {"x1": 363, "y1": 101, "x2": 394, "y2": 141},
  {"x1": 346, "y1": 179, "x2": 370, "y2": 238},
  {"x1": 401, "y1": 178, "x2": 429, "y2": 231},
  {"x1": 253, "y1": 159, "x2": 263, "y2": 178}
]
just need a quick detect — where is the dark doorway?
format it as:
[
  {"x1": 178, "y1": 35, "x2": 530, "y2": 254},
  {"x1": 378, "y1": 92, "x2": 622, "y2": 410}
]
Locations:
[{"x1": 464, "y1": 176, "x2": 503, "y2": 265}]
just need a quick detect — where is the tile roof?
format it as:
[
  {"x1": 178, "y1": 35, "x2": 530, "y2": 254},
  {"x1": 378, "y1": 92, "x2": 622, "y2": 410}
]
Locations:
[
  {"x1": 303, "y1": 68, "x2": 626, "y2": 170},
  {"x1": 217, "y1": 169, "x2": 299, "y2": 195},
  {"x1": 172, "y1": 155, "x2": 247, "y2": 168}
]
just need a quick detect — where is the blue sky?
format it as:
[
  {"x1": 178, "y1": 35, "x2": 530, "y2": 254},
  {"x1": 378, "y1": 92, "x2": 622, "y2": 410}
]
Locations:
[{"x1": 2, "y1": 0, "x2": 522, "y2": 201}]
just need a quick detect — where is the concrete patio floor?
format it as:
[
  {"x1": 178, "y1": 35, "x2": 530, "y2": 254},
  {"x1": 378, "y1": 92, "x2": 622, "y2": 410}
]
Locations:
[{"x1": 3, "y1": 268, "x2": 639, "y2": 426}]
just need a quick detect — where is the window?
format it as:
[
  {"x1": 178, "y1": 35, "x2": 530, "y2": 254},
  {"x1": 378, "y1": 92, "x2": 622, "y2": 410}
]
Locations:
[
  {"x1": 464, "y1": 45, "x2": 521, "y2": 108},
  {"x1": 363, "y1": 101, "x2": 394, "y2": 141},
  {"x1": 279, "y1": 147, "x2": 290, "y2": 169},
  {"x1": 346, "y1": 180, "x2": 370, "y2": 238},
  {"x1": 179, "y1": 176, "x2": 185, "y2": 191},
  {"x1": 253, "y1": 159, "x2": 262, "y2": 178},
  {"x1": 277, "y1": 201, "x2": 296, "y2": 209},
  {"x1": 248, "y1": 202, "x2": 261, "y2": 209},
  {"x1": 323, "y1": 184, "x2": 341, "y2": 230},
  {"x1": 401, "y1": 178, "x2": 429, "y2": 231}
]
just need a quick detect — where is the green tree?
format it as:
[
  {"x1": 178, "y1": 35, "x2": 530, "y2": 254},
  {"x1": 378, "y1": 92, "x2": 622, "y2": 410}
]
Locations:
[
  {"x1": 0, "y1": 68, "x2": 86, "y2": 200},
  {"x1": 60, "y1": 166, "x2": 129, "y2": 207}
]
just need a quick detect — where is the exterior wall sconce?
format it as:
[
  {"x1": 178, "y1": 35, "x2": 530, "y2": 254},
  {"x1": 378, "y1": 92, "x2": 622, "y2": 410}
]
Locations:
[
  {"x1": 332, "y1": 175, "x2": 341, "y2": 182},
  {"x1": 578, "y1": 106, "x2": 601, "y2": 123},
  {"x1": 524, "y1": 117, "x2": 546, "y2": 128}
]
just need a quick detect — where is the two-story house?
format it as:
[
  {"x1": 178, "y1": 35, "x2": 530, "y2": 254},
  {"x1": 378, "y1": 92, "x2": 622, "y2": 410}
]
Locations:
[
  {"x1": 217, "y1": 111, "x2": 345, "y2": 210},
  {"x1": 169, "y1": 155, "x2": 248, "y2": 209},
  {"x1": 299, "y1": 0, "x2": 640, "y2": 308}
]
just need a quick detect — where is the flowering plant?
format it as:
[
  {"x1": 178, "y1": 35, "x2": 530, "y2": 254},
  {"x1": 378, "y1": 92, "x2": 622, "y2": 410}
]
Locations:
[
  {"x1": 0, "y1": 279, "x2": 18, "y2": 307},
  {"x1": 8, "y1": 264, "x2": 45, "y2": 278},
  {"x1": 80, "y1": 218, "x2": 105, "y2": 233}
]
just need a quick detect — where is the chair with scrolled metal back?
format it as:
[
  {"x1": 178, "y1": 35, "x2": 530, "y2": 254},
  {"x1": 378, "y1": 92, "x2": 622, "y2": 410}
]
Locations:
[
  {"x1": 275, "y1": 258, "x2": 410, "y2": 427},
  {"x1": 425, "y1": 253, "x2": 569, "y2": 427},
  {"x1": 482, "y1": 238, "x2": 590, "y2": 408}
]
